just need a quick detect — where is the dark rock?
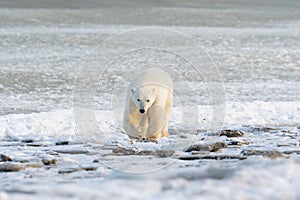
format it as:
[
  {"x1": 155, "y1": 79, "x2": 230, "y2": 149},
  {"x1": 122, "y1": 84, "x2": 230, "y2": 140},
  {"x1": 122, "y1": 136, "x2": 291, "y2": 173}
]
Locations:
[
  {"x1": 81, "y1": 166, "x2": 97, "y2": 171},
  {"x1": 0, "y1": 154, "x2": 12, "y2": 162},
  {"x1": 58, "y1": 166, "x2": 97, "y2": 174},
  {"x1": 42, "y1": 159, "x2": 57, "y2": 165},
  {"x1": 242, "y1": 149, "x2": 288, "y2": 159},
  {"x1": 184, "y1": 144, "x2": 210, "y2": 152},
  {"x1": 21, "y1": 139, "x2": 34, "y2": 143},
  {"x1": 179, "y1": 154, "x2": 246, "y2": 160},
  {"x1": 112, "y1": 147, "x2": 138, "y2": 155},
  {"x1": 228, "y1": 140, "x2": 249, "y2": 146},
  {"x1": 220, "y1": 130, "x2": 244, "y2": 137},
  {"x1": 251, "y1": 127, "x2": 278, "y2": 132},
  {"x1": 54, "y1": 149, "x2": 89, "y2": 154},
  {"x1": 210, "y1": 142, "x2": 228, "y2": 152},
  {"x1": 282, "y1": 150, "x2": 300, "y2": 155},
  {"x1": 26, "y1": 143, "x2": 43, "y2": 147},
  {"x1": 184, "y1": 142, "x2": 227, "y2": 152},
  {"x1": 55, "y1": 141, "x2": 69, "y2": 145},
  {"x1": 156, "y1": 150, "x2": 175, "y2": 158},
  {"x1": 111, "y1": 147, "x2": 175, "y2": 157},
  {"x1": 58, "y1": 168, "x2": 80, "y2": 174},
  {"x1": 138, "y1": 150, "x2": 156, "y2": 156}
]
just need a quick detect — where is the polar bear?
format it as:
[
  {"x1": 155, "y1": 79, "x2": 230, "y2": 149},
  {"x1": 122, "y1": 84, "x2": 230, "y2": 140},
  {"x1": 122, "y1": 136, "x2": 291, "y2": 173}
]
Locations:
[{"x1": 123, "y1": 68, "x2": 173, "y2": 140}]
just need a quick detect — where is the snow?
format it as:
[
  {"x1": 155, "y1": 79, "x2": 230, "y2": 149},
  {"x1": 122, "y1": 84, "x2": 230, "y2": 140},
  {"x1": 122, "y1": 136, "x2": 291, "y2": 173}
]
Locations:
[
  {"x1": 0, "y1": 102, "x2": 299, "y2": 199},
  {"x1": 1, "y1": 101, "x2": 300, "y2": 140}
]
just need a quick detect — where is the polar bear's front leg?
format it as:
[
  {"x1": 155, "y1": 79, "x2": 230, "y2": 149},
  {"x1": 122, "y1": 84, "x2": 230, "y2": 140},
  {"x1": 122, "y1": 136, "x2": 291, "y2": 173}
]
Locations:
[
  {"x1": 146, "y1": 105, "x2": 167, "y2": 139},
  {"x1": 138, "y1": 114, "x2": 149, "y2": 139},
  {"x1": 123, "y1": 113, "x2": 142, "y2": 139}
]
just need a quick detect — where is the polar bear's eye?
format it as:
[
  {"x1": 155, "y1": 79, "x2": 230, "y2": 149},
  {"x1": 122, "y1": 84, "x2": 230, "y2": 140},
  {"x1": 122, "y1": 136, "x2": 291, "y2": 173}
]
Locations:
[
  {"x1": 146, "y1": 100, "x2": 150, "y2": 102},
  {"x1": 137, "y1": 99, "x2": 140, "y2": 101}
]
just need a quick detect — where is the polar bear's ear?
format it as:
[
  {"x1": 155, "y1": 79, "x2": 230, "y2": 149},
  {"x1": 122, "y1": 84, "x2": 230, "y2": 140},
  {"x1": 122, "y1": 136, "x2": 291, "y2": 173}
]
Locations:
[
  {"x1": 152, "y1": 87, "x2": 156, "y2": 93},
  {"x1": 131, "y1": 88, "x2": 135, "y2": 94}
]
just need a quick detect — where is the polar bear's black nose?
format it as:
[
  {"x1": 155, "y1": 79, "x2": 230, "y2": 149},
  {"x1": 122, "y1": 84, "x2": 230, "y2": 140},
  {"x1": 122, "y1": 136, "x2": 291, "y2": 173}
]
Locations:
[{"x1": 139, "y1": 109, "x2": 145, "y2": 114}]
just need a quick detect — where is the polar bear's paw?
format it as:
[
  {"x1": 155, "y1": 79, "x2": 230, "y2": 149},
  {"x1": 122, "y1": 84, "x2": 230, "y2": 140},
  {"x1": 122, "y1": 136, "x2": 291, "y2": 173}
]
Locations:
[{"x1": 136, "y1": 137, "x2": 158, "y2": 143}]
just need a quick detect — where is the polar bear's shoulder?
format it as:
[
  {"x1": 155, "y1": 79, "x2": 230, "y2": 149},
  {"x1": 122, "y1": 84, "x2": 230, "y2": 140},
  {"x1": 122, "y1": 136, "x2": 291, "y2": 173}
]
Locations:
[{"x1": 130, "y1": 68, "x2": 173, "y2": 89}]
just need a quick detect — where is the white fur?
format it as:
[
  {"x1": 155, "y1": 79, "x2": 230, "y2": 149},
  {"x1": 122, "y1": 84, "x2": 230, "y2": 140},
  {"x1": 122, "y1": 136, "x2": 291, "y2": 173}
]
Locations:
[{"x1": 123, "y1": 68, "x2": 173, "y2": 139}]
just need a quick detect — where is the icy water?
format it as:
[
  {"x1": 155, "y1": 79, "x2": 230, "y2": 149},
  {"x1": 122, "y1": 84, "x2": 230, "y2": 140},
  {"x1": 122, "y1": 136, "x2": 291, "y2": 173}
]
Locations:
[{"x1": 0, "y1": 0, "x2": 300, "y2": 199}]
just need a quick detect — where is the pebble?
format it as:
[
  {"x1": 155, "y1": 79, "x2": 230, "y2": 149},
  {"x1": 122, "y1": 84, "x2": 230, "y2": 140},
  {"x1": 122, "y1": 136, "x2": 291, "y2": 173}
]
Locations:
[
  {"x1": 58, "y1": 166, "x2": 97, "y2": 174},
  {"x1": 228, "y1": 140, "x2": 249, "y2": 146},
  {"x1": 179, "y1": 154, "x2": 246, "y2": 160},
  {"x1": 54, "y1": 149, "x2": 89, "y2": 154},
  {"x1": 220, "y1": 130, "x2": 244, "y2": 137},
  {"x1": 0, "y1": 163, "x2": 24, "y2": 172},
  {"x1": 241, "y1": 149, "x2": 288, "y2": 159},
  {"x1": 111, "y1": 147, "x2": 175, "y2": 157},
  {"x1": 184, "y1": 142, "x2": 228, "y2": 152},
  {"x1": 55, "y1": 141, "x2": 69, "y2": 145},
  {"x1": 156, "y1": 150, "x2": 175, "y2": 158},
  {"x1": 282, "y1": 150, "x2": 300, "y2": 155},
  {"x1": 42, "y1": 159, "x2": 58, "y2": 165},
  {"x1": 21, "y1": 139, "x2": 35, "y2": 143},
  {"x1": 112, "y1": 147, "x2": 138, "y2": 155},
  {"x1": 0, "y1": 154, "x2": 12, "y2": 162},
  {"x1": 138, "y1": 150, "x2": 156, "y2": 156}
]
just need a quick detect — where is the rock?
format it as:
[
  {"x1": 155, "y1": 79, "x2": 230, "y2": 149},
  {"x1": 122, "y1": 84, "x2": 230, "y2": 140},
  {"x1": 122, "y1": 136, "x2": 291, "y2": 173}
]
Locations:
[
  {"x1": 111, "y1": 147, "x2": 175, "y2": 157},
  {"x1": 26, "y1": 163, "x2": 43, "y2": 168},
  {"x1": 179, "y1": 154, "x2": 246, "y2": 160},
  {"x1": 58, "y1": 168, "x2": 80, "y2": 174},
  {"x1": 220, "y1": 130, "x2": 244, "y2": 137},
  {"x1": 282, "y1": 150, "x2": 300, "y2": 155},
  {"x1": 0, "y1": 154, "x2": 12, "y2": 162},
  {"x1": 46, "y1": 151, "x2": 59, "y2": 156},
  {"x1": 112, "y1": 147, "x2": 138, "y2": 155},
  {"x1": 42, "y1": 159, "x2": 57, "y2": 165},
  {"x1": 19, "y1": 159, "x2": 29, "y2": 163},
  {"x1": 228, "y1": 140, "x2": 249, "y2": 146},
  {"x1": 54, "y1": 149, "x2": 89, "y2": 154},
  {"x1": 251, "y1": 127, "x2": 278, "y2": 132},
  {"x1": 21, "y1": 139, "x2": 34, "y2": 143},
  {"x1": 0, "y1": 162, "x2": 41, "y2": 172},
  {"x1": 184, "y1": 144, "x2": 210, "y2": 152},
  {"x1": 156, "y1": 150, "x2": 175, "y2": 158},
  {"x1": 242, "y1": 149, "x2": 288, "y2": 159},
  {"x1": 81, "y1": 166, "x2": 97, "y2": 171},
  {"x1": 58, "y1": 166, "x2": 97, "y2": 174},
  {"x1": 210, "y1": 142, "x2": 228, "y2": 152},
  {"x1": 55, "y1": 141, "x2": 69, "y2": 145},
  {"x1": 138, "y1": 150, "x2": 156, "y2": 156},
  {"x1": 26, "y1": 143, "x2": 44, "y2": 147},
  {"x1": 184, "y1": 142, "x2": 227, "y2": 152},
  {"x1": 0, "y1": 163, "x2": 24, "y2": 172}
]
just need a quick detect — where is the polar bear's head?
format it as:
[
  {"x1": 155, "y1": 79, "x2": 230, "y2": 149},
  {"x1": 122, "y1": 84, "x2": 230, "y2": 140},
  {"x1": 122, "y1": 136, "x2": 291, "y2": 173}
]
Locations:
[{"x1": 131, "y1": 86, "x2": 156, "y2": 114}]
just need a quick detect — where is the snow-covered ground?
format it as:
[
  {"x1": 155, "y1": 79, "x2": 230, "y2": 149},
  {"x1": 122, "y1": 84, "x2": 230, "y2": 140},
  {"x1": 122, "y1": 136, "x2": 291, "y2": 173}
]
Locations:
[{"x1": 0, "y1": 0, "x2": 300, "y2": 199}]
